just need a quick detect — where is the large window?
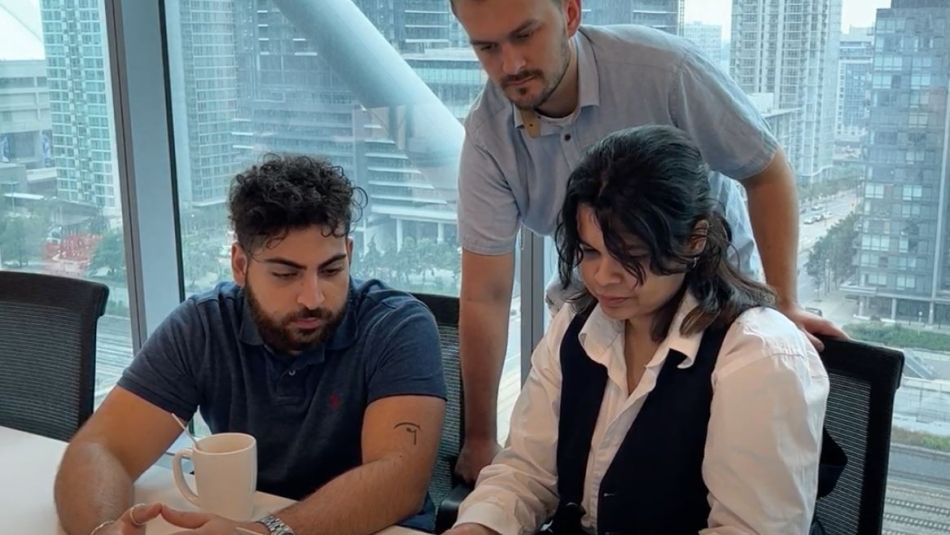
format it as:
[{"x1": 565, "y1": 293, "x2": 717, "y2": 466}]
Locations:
[
  {"x1": 164, "y1": 0, "x2": 950, "y2": 517},
  {"x1": 704, "y1": 0, "x2": 950, "y2": 529},
  {"x1": 163, "y1": 0, "x2": 522, "y2": 438},
  {"x1": 0, "y1": 0, "x2": 133, "y2": 406},
  {"x1": 4, "y1": 0, "x2": 948, "y2": 526}
]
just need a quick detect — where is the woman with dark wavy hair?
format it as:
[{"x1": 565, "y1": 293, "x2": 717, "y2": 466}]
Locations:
[{"x1": 449, "y1": 126, "x2": 829, "y2": 535}]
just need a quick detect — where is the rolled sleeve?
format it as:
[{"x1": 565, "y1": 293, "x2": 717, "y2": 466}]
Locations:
[
  {"x1": 456, "y1": 308, "x2": 576, "y2": 534},
  {"x1": 669, "y1": 47, "x2": 779, "y2": 180},
  {"x1": 457, "y1": 135, "x2": 520, "y2": 255}
]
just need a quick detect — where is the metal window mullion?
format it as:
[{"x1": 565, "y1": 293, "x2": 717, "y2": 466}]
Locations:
[
  {"x1": 104, "y1": 0, "x2": 183, "y2": 350},
  {"x1": 519, "y1": 228, "x2": 547, "y2": 383}
]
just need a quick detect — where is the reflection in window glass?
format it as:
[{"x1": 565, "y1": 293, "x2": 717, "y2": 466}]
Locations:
[{"x1": 0, "y1": 0, "x2": 133, "y2": 406}]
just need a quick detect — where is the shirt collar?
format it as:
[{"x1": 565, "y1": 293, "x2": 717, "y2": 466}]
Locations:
[
  {"x1": 238, "y1": 279, "x2": 360, "y2": 355},
  {"x1": 513, "y1": 29, "x2": 601, "y2": 131},
  {"x1": 578, "y1": 291, "x2": 703, "y2": 370}
]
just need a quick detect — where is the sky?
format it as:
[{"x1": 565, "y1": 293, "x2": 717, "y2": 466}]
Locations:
[{"x1": 685, "y1": 0, "x2": 894, "y2": 37}]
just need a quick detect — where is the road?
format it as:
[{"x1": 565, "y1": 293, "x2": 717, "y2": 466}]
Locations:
[{"x1": 796, "y1": 191, "x2": 858, "y2": 309}]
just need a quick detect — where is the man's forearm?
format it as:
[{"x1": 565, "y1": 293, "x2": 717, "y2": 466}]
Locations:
[
  {"x1": 55, "y1": 442, "x2": 135, "y2": 535},
  {"x1": 273, "y1": 454, "x2": 427, "y2": 535},
  {"x1": 459, "y1": 299, "x2": 512, "y2": 441},
  {"x1": 745, "y1": 152, "x2": 800, "y2": 306}
]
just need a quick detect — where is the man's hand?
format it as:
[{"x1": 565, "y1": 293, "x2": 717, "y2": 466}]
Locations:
[
  {"x1": 97, "y1": 503, "x2": 163, "y2": 535},
  {"x1": 443, "y1": 522, "x2": 500, "y2": 535},
  {"x1": 778, "y1": 302, "x2": 848, "y2": 352},
  {"x1": 455, "y1": 436, "x2": 501, "y2": 484},
  {"x1": 160, "y1": 506, "x2": 266, "y2": 535}
]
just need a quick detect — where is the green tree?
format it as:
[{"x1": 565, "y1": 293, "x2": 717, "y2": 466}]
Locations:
[
  {"x1": 89, "y1": 229, "x2": 126, "y2": 281},
  {"x1": 356, "y1": 238, "x2": 385, "y2": 280},
  {"x1": 395, "y1": 237, "x2": 419, "y2": 287},
  {"x1": 805, "y1": 212, "x2": 858, "y2": 294},
  {"x1": 0, "y1": 215, "x2": 43, "y2": 268},
  {"x1": 185, "y1": 244, "x2": 222, "y2": 291}
]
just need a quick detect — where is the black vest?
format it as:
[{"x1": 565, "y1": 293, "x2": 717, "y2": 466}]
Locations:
[
  {"x1": 545, "y1": 311, "x2": 846, "y2": 535},
  {"x1": 549, "y1": 311, "x2": 729, "y2": 535}
]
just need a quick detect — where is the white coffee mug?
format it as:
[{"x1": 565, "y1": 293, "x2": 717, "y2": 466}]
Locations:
[{"x1": 172, "y1": 432, "x2": 257, "y2": 521}]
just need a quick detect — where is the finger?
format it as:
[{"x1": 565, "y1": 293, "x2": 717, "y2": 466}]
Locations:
[
  {"x1": 800, "y1": 316, "x2": 849, "y2": 339},
  {"x1": 160, "y1": 505, "x2": 214, "y2": 529},
  {"x1": 803, "y1": 329, "x2": 825, "y2": 352},
  {"x1": 121, "y1": 502, "x2": 162, "y2": 528},
  {"x1": 814, "y1": 319, "x2": 849, "y2": 339}
]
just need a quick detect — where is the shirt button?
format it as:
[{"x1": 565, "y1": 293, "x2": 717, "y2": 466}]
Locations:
[
  {"x1": 288, "y1": 370, "x2": 297, "y2": 376},
  {"x1": 564, "y1": 133, "x2": 572, "y2": 141}
]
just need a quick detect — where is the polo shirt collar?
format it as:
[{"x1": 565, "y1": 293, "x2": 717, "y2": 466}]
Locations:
[{"x1": 514, "y1": 29, "x2": 601, "y2": 131}]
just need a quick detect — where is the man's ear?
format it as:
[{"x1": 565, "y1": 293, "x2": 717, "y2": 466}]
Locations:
[
  {"x1": 564, "y1": 0, "x2": 582, "y2": 36},
  {"x1": 231, "y1": 243, "x2": 248, "y2": 287},
  {"x1": 346, "y1": 237, "x2": 354, "y2": 265}
]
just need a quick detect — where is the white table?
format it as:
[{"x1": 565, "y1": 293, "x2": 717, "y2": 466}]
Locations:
[{"x1": 0, "y1": 426, "x2": 424, "y2": 534}]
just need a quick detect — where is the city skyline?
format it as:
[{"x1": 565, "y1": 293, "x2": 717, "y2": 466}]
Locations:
[{"x1": 685, "y1": 0, "x2": 892, "y2": 36}]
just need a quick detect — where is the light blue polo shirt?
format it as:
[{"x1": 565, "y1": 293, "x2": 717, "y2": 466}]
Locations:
[{"x1": 459, "y1": 25, "x2": 778, "y2": 284}]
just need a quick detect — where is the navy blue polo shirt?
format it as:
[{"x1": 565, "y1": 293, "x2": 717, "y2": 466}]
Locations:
[{"x1": 118, "y1": 278, "x2": 446, "y2": 530}]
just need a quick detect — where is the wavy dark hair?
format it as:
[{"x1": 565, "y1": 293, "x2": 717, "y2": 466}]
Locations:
[
  {"x1": 555, "y1": 125, "x2": 775, "y2": 341},
  {"x1": 228, "y1": 154, "x2": 367, "y2": 253}
]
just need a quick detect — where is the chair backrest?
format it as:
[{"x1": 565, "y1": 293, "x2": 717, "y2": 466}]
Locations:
[
  {"x1": 0, "y1": 271, "x2": 109, "y2": 441},
  {"x1": 814, "y1": 336, "x2": 904, "y2": 535},
  {"x1": 412, "y1": 292, "x2": 462, "y2": 507}
]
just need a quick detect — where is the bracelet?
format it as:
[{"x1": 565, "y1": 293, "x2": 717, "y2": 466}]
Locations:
[{"x1": 89, "y1": 520, "x2": 115, "y2": 535}]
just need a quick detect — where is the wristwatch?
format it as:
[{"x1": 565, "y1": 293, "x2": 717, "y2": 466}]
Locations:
[{"x1": 256, "y1": 514, "x2": 296, "y2": 535}]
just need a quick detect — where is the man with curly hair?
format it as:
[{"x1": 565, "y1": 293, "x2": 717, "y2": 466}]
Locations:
[{"x1": 54, "y1": 155, "x2": 447, "y2": 535}]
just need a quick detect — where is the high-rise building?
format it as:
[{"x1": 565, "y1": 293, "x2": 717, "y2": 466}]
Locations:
[
  {"x1": 835, "y1": 26, "x2": 874, "y2": 162},
  {"x1": 731, "y1": 0, "x2": 842, "y2": 187},
  {"x1": 196, "y1": 0, "x2": 473, "y2": 251},
  {"x1": 0, "y1": 3, "x2": 50, "y2": 175},
  {"x1": 747, "y1": 93, "x2": 800, "y2": 165},
  {"x1": 395, "y1": 0, "x2": 453, "y2": 53},
  {"x1": 40, "y1": 0, "x2": 119, "y2": 216},
  {"x1": 585, "y1": 0, "x2": 685, "y2": 34},
  {"x1": 845, "y1": 0, "x2": 950, "y2": 324},
  {"x1": 165, "y1": 1, "x2": 242, "y2": 208},
  {"x1": 684, "y1": 21, "x2": 725, "y2": 71}
]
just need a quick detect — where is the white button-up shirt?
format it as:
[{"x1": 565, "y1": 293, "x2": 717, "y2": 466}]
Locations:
[{"x1": 456, "y1": 293, "x2": 829, "y2": 535}]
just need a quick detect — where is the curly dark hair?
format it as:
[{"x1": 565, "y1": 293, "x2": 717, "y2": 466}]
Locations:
[{"x1": 228, "y1": 154, "x2": 367, "y2": 252}]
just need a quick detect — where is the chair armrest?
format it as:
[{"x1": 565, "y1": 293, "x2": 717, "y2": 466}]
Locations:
[{"x1": 435, "y1": 483, "x2": 473, "y2": 533}]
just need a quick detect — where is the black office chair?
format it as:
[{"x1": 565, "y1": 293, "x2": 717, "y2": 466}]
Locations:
[
  {"x1": 813, "y1": 336, "x2": 904, "y2": 535},
  {"x1": 412, "y1": 292, "x2": 472, "y2": 533},
  {"x1": 0, "y1": 271, "x2": 109, "y2": 441}
]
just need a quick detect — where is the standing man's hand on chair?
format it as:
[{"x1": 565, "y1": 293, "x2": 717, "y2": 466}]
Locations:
[
  {"x1": 778, "y1": 301, "x2": 848, "y2": 352},
  {"x1": 455, "y1": 437, "x2": 501, "y2": 484}
]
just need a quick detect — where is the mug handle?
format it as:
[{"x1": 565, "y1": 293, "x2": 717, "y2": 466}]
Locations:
[{"x1": 172, "y1": 448, "x2": 201, "y2": 507}]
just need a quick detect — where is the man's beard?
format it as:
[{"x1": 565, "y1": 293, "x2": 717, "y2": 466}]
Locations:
[
  {"x1": 245, "y1": 282, "x2": 344, "y2": 354},
  {"x1": 503, "y1": 34, "x2": 573, "y2": 111}
]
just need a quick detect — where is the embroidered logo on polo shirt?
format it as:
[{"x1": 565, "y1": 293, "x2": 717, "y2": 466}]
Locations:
[{"x1": 328, "y1": 392, "x2": 342, "y2": 410}]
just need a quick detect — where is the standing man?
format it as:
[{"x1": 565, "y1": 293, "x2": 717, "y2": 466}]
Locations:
[{"x1": 450, "y1": 0, "x2": 845, "y2": 482}]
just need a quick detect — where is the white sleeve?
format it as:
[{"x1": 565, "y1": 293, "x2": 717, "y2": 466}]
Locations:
[
  {"x1": 454, "y1": 307, "x2": 576, "y2": 535},
  {"x1": 701, "y1": 311, "x2": 830, "y2": 534}
]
